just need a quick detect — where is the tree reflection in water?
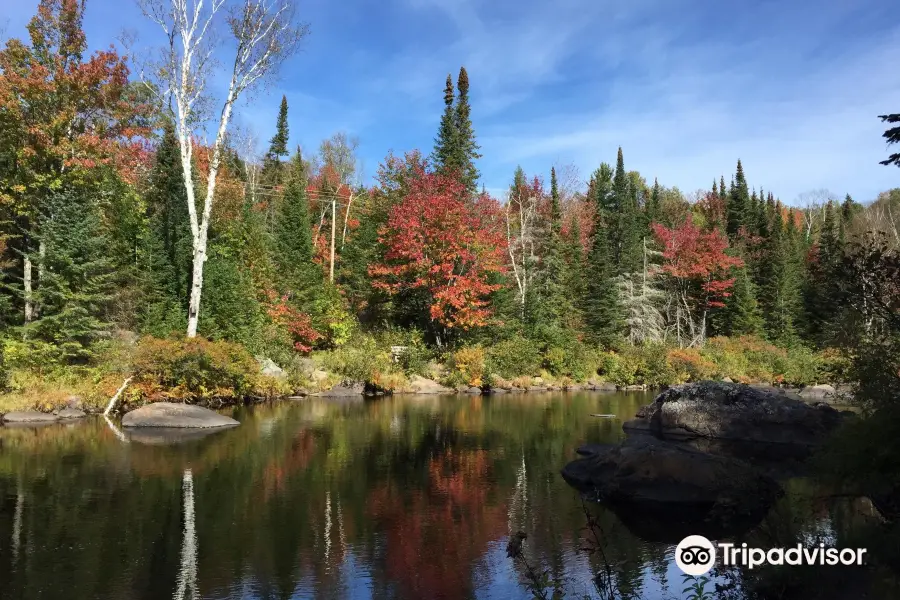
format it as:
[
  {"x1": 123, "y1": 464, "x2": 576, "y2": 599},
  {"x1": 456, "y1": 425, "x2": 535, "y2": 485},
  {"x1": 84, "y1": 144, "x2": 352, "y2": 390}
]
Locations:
[{"x1": 0, "y1": 392, "x2": 895, "y2": 600}]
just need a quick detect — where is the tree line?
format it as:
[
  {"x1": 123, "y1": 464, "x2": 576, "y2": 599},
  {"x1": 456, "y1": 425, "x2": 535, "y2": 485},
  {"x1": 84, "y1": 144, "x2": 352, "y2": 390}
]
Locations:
[{"x1": 1, "y1": 0, "x2": 898, "y2": 379}]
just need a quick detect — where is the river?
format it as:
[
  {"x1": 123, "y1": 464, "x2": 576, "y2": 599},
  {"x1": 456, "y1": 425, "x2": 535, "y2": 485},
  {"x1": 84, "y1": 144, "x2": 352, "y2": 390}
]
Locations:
[{"x1": 0, "y1": 392, "x2": 889, "y2": 599}]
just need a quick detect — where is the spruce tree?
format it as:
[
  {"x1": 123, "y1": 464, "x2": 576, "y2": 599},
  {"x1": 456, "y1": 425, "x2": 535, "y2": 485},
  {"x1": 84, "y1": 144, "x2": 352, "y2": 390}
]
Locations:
[
  {"x1": 727, "y1": 265, "x2": 764, "y2": 336},
  {"x1": 262, "y1": 95, "x2": 290, "y2": 184},
  {"x1": 453, "y1": 67, "x2": 481, "y2": 193},
  {"x1": 140, "y1": 121, "x2": 192, "y2": 334},
  {"x1": 585, "y1": 165, "x2": 624, "y2": 347},
  {"x1": 727, "y1": 159, "x2": 750, "y2": 237},
  {"x1": 562, "y1": 211, "x2": 586, "y2": 328},
  {"x1": 533, "y1": 167, "x2": 568, "y2": 331},
  {"x1": 26, "y1": 189, "x2": 115, "y2": 362},
  {"x1": 609, "y1": 148, "x2": 641, "y2": 274},
  {"x1": 432, "y1": 74, "x2": 456, "y2": 173},
  {"x1": 647, "y1": 178, "x2": 661, "y2": 226},
  {"x1": 761, "y1": 211, "x2": 803, "y2": 346},
  {"x1": 274, "y1": 148, "x2": 315, "y2": 287}
]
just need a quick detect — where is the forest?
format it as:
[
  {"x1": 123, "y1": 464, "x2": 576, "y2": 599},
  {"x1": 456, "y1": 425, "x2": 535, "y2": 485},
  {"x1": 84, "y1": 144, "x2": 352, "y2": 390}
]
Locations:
[{"x1": 0, "y1": 0, "x2": 898, "y2": 417}]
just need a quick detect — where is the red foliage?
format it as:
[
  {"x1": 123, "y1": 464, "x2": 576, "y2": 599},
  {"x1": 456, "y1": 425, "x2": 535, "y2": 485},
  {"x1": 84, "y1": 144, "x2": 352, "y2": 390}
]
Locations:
[
  {"x1": 369, "y1": 165, "x2": 507, "y2": 330},
  {"x1": 0, "y1": 0, "x2": 152, "y2": 203},
  {"x1": 265, "y1": 290, "x2": 321, "y2": 353},
  {"x1": 695, "y1": 191, "x2": 727, "y2": 232},
  {"x1": 652, "y1": 217, "x2": 743, "y2": 308},
  {"x1": 560, "y1": 197, "x2": 595, "y2": 256}
]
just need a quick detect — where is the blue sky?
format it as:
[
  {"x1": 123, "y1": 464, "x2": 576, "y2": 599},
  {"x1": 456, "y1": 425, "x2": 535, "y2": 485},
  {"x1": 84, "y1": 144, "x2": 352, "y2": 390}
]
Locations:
[{"x1": 4, "y1": 0, "x2": 900, "y2": 203}]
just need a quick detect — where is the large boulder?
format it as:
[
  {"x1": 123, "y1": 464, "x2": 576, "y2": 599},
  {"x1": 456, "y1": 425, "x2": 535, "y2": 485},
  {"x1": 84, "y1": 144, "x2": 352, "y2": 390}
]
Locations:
[
  {"x1": 2, "y1": 411, "x2": 59, "y2": 423},
  {"x1": 257, "y1": 357, "x2": 287, "y2": 380},
  {"x1": 57, "y1": 408, "x2": 86, "y2": 419},
  {"x1": 562, "y1": 436, "x2": 782, "y2": 541},
  {"x1": 623, "y1": 381, "x2": 845, "y2": 447},
  {"x1": 398, "y1": 375, "x2": 452, "y2": 395},
  {"x1": 121, "y1": 402, "x2": 239, "y2": 428}
]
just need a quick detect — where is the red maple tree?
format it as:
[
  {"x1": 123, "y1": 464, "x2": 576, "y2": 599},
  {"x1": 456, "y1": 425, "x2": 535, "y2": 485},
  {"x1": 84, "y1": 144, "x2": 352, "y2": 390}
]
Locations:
[
  {"x1": 265, "y1": 290, "x2": 321, "y2": 353},
  {"x1": 653, "y1": 217, "x2": 743, "y2": 309},
  {"x1": 369, "y1": 164, "x2": 507, "y2": 334}
]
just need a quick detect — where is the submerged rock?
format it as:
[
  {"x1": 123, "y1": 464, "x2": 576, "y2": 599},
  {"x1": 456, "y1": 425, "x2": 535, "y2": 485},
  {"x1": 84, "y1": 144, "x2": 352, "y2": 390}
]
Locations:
[
  {"x1": 2, "y1": 411, "x2": 59, "y2": 423},
  {"x1": 126, "y1": 426, "x2": 233, "y2": 445},
  {"x1": 623, "y1": 381, "x2": 845, "y2": 447},
  {"x1": 121, "y1": 402, "x2": 239, "y2": 428}
]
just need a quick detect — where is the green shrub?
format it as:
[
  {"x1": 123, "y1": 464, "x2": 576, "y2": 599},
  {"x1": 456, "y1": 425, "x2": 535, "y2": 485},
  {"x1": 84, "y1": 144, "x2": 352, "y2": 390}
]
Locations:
[
  {"x1": 0, "y1": 340, "x2": 9, "y2": 392},
  {"x1": 446, "y1": 346, "x2": 486, "y2": 387},
  {"x1": 130, "y1": 336, "x2": 258, "y2": 402},
  {"x1": 485, "y1": 336, "x2": 541, "y2": 379},
  {"x1": 375, "y1": 328, "x2": 433, "y2": 377},
  {"x1": 321, "y1": 334, "x2": 393, "y2": 383}
]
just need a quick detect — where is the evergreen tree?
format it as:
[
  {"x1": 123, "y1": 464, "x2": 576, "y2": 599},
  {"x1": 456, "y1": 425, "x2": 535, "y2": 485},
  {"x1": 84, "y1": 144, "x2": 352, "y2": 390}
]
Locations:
[
  {"x1": 727, "y1": 159, "x2": 750, "y2": 237},
  {"x1": 431, "y1": 74, "x2": 456, "y2": 174},
  {"x1": 139, "y1": 121, "x2": 192, "y2": 334},
  {"x1": 262, "y1": 95, "x2": 290, "y2": 184},
  {"x1": 584, "y1": 168, "x2": 624, "y2": 346},
  {"x1": 274, "y1": 149, "x2": 314, "y2": 275},
  {"x1": 533, "y1": 167, "x2": 568, "y2": 331},
  {"x1": 761, "y1": 211, "x2": 803, "y2": 345},
  {"x1": 803, "y1": 201, "x2": 841, "y2": 344},
  {"x1": 647, "y1": 178, "x2": 661, "y2": 226},
  {"x1": 839, "y1": 194, "x2": 856, "y2": 243},
  {"x1": 452, "y1": 67, "x2": 481, "y2": 193},
  {"x1": 26, "y1": 189, "x2": 115, "y2": 362},
  {"x1": 609, "y1": 148, "x2": 641, "y2": 274},
  {"x1": 562, "y1": 211, "x2": 586, "y2": 329},
  {"x1": 727, "y1": 265, "x2": 764, "y2": 336}
]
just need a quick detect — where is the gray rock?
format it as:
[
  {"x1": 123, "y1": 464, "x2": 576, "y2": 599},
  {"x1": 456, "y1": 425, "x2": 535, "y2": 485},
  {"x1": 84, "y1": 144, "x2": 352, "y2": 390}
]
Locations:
[
  {"x1": 562, "y1": 435, "x2": 781, "y2": 512},
  {"x1": 399, "y1": 375, "x2": 452, "y2": 395},
  {"x1": 315, "y1": 383, "x2": 365, "y2": 398},
  {"x1": 65, "y1": 395, "x2": 83, "y2": 409},
  {"x1": 465, "y1": 386, "x2": 482, "y2": 395},
  {"x1": 564, "y1": 384, "x2": 584, "y2": 392},
  {"x1": 121, "y1": 402, "x2": 239, "y2": 428},
  {"x1": 623, "y1": 381, "x2": 845, "y2": 447},
  {"x1": 526, "y1": 385, "x2": 547, "y2": 392},
  {"x1": 510, "y1": 387, "x2": 526, "y2": 393},
  {"x1": 623, "y1": 384, "x2": 645, "y2": 391},
  {"x1": 57, "y1": 408, "x2": 86, "y2": 419},
  {"x1": 3, "y1": 411, "x2": 59, "y2": 423},
  {"x1": 589, "y1": 382, "x2": 617, "y2": 392},
  {"x1": 257, "y1": 357, "x2": 286, "y2": 379},
  {"x1": 126, "y1": 427, "x2": 232, "y2": 445},
  {"x1": 487, "y1": 387, "x2": 508, "y2": 394},
  {"x1": 722, "y1": 376, "x2": 734, "y2": 383},
  {"x1": 799, "y1": 384, "x2": 836, "y2": 399}
]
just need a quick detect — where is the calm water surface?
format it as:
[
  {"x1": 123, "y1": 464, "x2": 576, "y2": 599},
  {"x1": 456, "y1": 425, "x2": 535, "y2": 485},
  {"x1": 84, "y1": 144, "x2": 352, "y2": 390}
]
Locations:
[{"x1": 0, "y1": 392, "x2": 886, "y2": 599}]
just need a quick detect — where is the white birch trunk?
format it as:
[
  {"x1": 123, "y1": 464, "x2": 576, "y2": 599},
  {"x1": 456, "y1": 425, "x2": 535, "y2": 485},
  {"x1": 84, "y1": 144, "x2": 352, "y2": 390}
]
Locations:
[
  {"x1": 23, "y1": 254, "x2": 33, "y2": 323},
  {"x1": 175, "y1": 469, "x2": 198, "y2": 600}
]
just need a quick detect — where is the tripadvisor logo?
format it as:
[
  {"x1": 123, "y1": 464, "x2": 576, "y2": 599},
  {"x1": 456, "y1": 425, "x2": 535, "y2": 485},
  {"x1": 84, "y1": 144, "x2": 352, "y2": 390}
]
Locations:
[{"x1": 675, "y1": 535, "x2": 867, "y2": 576}]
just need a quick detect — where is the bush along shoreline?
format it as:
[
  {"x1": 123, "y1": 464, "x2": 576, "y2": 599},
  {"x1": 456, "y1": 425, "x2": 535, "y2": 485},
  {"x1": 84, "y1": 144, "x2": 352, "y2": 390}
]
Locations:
[{"x1": 0, "y1": 332, "x2": 851, "y2": 417}]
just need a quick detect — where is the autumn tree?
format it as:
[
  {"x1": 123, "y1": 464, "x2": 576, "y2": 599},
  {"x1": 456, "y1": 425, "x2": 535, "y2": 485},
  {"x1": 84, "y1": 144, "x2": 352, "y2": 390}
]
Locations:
[
  {"x1": 652, "y1": 218, "x2": 742, "y2": 347},
  {"x1": 504, "y1": 167, "x2": 542, "y2": 321},
  {"x1": 0, "y1": 0, "x2": 147, "y2": 324},
  {"x1": 370, "y1": 165, "x2": 506, "y2": 345},
  {"x1": 138, "y1": 0, "x2": 308, "y2": 337}
]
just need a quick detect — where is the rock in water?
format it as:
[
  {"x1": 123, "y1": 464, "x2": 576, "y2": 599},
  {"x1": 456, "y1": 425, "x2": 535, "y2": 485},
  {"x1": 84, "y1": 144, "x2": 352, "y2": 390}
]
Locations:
[
  {"x1": 798, "y1": 383, "x2": 836, "y2": 400},
  {"x1": 121, "y1": 403, "x2": 239, "y2": 428},
  {"x1": 57, "y1": 408, "x2": 86, "y2": 419},
  {"x1": 561, "y1": 436, "x2": 782, "y2": 541},
  {"x1": 623, "y1": 381, "x2": 845, "y2": 447},
  {"x1": 2, "y1": 411, "x2": 59, "y2": 423}
]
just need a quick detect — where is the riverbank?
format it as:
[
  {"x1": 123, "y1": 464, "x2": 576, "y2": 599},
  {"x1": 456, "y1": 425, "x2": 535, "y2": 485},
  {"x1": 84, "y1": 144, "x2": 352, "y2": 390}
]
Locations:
[{"x1": 0, "y1": 333, "x2": 849, "y2": 417}]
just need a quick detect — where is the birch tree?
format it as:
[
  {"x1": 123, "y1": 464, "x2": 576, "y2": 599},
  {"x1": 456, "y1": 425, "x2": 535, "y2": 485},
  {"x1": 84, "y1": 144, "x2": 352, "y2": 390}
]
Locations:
[
  {"x1": 504, "y1": 168, "x2": 543, "y2": 318},
  {"x1": 138, "y1": 0, "x2": 308, "y2": 336}
]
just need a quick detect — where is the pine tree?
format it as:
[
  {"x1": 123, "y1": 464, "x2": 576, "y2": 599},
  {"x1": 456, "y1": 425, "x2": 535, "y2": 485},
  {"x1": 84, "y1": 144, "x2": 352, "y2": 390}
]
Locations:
[
  {"x1": 562, "y1": 210, "x2": 586, "y2": 329},
  {"x1": 432, "y1": 74, "x2": 456, "y2": 174},
  {"x1": 453, "y1": 67, "x2": 481, "y2": 193},
  {"x1": 26, "y1": 189, "x2": 115, "y2": 362},
  {"x1": 839, "y1": 194, "x2": 856, "y2": 244},
  {"x1": 803, "y1": 201, "x2": 841, "y2": 344},
  {"x1": 607, "y1": 148, "x2": 641, "y2": 274},
  {"x1": 584, "y1": 168, "x2": 624, "y2": 347}
]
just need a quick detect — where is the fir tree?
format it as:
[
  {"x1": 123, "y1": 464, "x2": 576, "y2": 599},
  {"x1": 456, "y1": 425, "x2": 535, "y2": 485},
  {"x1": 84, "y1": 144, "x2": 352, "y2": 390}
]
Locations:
[
  {"x1": 761, "y1": 210, "x2": 803, "y2": 346},
  {"x1": 727, "y1": 159, "x2": 750, "y2": 237},
  {"x1": 648, "y1": 178, "x2": 661, "y2": 226},
  {"x1": 562, "y1": 211, "x2": 586, "y2": 329},
  {"x1": 727, "y1": 265, "x2": 764, "y2": 336},
  {"x1": 533, "y1": 167, "x2": 568, "y2": 331},
  {"x1": 262, "y1": 95, "x2": 290, "y2": 184},
  {"x1": 274, "y1": 148, "x2": 316, "y2": 287},
  {"x1": 453, "y1": 67, "x2": 481, "y2": 193},
  {"x1": 432, "y1": 74, "x2": 456, "y2": 174},
  {"x1": 26, "y1": 189, "x2": 115, "y2": 362},
  {"x1": 585, "y1": 168, "x2": 624, "y2": 346}
]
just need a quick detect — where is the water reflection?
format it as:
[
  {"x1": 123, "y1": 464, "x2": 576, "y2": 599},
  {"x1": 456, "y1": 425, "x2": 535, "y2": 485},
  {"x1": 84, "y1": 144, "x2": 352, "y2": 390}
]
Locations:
[{"x1": 0, "y1": 393, "x2": 892, "y2": 599}]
